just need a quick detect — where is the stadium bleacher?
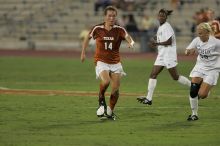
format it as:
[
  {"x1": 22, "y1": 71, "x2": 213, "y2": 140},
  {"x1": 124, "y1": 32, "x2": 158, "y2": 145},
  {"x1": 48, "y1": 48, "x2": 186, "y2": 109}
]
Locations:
[{"x1": 0, "y1": 0, "x2": 219, "y2": 52}]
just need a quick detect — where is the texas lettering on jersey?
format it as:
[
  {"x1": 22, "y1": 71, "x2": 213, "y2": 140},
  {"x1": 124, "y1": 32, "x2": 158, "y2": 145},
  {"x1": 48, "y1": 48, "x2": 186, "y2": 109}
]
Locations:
[{"x1": 103, "y1": 37, "x2": 114, "y2": 41}]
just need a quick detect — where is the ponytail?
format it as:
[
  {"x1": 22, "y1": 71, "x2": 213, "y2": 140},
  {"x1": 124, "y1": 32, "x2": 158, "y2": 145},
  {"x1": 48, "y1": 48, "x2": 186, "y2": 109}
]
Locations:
[{"x1": 159, "y1": 9, "x2": 173, "y2": 16}]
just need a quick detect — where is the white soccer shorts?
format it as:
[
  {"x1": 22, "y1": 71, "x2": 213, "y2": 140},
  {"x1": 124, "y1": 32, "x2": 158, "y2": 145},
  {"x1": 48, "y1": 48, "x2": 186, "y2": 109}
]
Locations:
[
  {"x1": 190, "y1": 66, "x2": 219, "y2": 85},
  {"x1": 154, "y1": 56, "x2": 178, "y2": 69},
  {"x1": 95, "y1": 61, "x2": 126, "y2": 79}
]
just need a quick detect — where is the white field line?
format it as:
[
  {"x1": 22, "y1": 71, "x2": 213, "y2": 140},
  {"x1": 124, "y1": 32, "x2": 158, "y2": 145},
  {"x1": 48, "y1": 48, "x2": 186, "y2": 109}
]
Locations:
[
  {"x1": 0, "y1": 86, "x2": 9, "y2": 90},
  {"x1": 0, "y1": 88, "x2": 218, "y2": 109},
  {"x1": 0, "y1": 87, "x2": 219, "y2": 98},
  {"x1": 0, "y1": 88, "x2": 186, "y2": 97},
  {"x1": 0, "y1": 87, "x2": 154, "y2": 96}
]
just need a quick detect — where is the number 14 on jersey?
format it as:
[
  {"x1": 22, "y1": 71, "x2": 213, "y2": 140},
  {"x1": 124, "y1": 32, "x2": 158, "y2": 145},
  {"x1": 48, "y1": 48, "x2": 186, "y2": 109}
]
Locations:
[{"x1": 104, "y1": 42, "x2": 112, "y2": 50}]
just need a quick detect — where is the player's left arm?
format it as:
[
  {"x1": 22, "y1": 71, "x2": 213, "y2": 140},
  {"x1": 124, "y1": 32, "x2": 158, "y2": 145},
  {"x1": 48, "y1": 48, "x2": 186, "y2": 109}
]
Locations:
[
  {"x1": 125, "y1": 34, "x2": 135, "y2": 49},
  {"x1": 120, "y1": 27, "x2": 135, "y2": 49},
  {"x1": 153, "y1": 37, "x2": 172, "y2": 46}
]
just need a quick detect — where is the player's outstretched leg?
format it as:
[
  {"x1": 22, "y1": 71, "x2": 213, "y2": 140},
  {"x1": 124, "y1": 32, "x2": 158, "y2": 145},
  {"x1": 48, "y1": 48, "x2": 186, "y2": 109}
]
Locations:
[
  {"x1": 137, "y1": 78, "x2": 156, "y2": 105},
  {"x1": 177, "y1": 75, "x2": 191, "y2": 87}
]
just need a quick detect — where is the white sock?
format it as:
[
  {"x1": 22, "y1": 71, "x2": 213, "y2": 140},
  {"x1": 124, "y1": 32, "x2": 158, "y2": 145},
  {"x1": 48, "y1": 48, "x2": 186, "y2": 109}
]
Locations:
[
  {"x1": 189, "y1": 96, "x2": 198, "y2": 116},
  {"x1": 178, "y1": 75, "x2": 191, "y2": 87},
  {"x1": 146, "y1": 78, "x2": 157, "y2": 101}
]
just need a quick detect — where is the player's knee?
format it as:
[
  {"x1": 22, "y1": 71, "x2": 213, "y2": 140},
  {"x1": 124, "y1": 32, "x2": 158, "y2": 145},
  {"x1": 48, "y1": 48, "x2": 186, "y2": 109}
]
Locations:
[
  {"x1": 198, "y1": 91, "x2": 208, "y2": 99},
  {"x1": 190, "y1": 83, "x2": 200, "y2": 98}
]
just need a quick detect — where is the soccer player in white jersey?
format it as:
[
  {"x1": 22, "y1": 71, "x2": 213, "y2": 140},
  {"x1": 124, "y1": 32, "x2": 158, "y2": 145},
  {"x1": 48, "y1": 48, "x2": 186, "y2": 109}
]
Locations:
[
  {"x1": 137, "y1": 9, "x2": 191, "y2": 105},
  {"x1": 185, "y1": 22, "x2": 220, "y2": 121}
]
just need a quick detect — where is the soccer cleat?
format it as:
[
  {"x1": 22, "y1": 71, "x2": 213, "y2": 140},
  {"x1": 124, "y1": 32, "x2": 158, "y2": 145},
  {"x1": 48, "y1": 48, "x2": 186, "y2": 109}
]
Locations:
[
  {"x1": 96, "y1": 100, "x2": 107, "y2": 117},
  {"x1": 137, "y1": 96, "x2": 146, "y2": 102},
  {"x1": 137, "y1": 96, "x2": 152, "y2": 105},
  {"x1": 107, "y1": 114, "x2": 116, "y2": 120},
  {"x1": 142, "y1": 99, "x2": 152, "y2": 105},
  {"x1": 106, "y1": 106, "x2": 112, "y2": 116},
  {"x1": 107, "y1": 112, "x2": 117, "y2": 120},
  {"x1": 99, "y1": 111, "x2": 117, "y2": 121},
  {"x1": 96, "y1": 106, "x2": 105, "y2": 117},
  {"x1": 187, "y1": 115, "x2": 199, "y2": 121},
  {"x1": 99, "y1": 114, "x2": 116, "y2": 121},
  {"x1": 106, "y1": 106, "x2": 116, "y2": 120}
]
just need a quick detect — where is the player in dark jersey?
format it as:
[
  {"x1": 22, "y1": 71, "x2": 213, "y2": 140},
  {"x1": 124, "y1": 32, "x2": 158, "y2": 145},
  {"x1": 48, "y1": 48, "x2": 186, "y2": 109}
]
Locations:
[{"x1": 81, "y1": 6, "x2": 135, "y2": 120}]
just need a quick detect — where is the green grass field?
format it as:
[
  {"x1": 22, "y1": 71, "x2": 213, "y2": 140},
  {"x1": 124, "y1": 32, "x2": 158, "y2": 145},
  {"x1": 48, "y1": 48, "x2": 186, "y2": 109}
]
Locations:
[{"x1": 0, "y1": 56, "x2": 220, "y2": 146}]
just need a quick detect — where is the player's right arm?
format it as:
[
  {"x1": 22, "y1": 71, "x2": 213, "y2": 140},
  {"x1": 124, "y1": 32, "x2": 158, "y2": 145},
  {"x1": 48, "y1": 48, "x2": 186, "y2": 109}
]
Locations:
[
  {"x1": 185, "y1": 37, "x2": 198, "y2": 56},
  {"x1": 80, "y1": 33, "x2": 91, "y2": 62},
  {"x1": 185, "y1": 48, "x2": 196, "y2": 55}
]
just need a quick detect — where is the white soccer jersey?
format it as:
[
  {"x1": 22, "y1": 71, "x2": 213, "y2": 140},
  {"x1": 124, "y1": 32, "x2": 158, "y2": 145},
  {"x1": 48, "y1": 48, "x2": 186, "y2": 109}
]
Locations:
[
  {"x1": 156, "y1": 22, "x2": 177, "y2": 61},
  {"x1": 186, "y1": 36, "x2": 220, "y2": 72}
]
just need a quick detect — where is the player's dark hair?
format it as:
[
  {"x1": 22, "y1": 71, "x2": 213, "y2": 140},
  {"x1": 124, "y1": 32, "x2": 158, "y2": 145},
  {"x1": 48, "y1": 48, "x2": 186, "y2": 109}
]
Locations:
[
  {"x1": 104, "y1": 6, "x2": 117, "y2": 16},
  {"x1": 159, "y1": 9, "x2": 173, "y2": 16}
]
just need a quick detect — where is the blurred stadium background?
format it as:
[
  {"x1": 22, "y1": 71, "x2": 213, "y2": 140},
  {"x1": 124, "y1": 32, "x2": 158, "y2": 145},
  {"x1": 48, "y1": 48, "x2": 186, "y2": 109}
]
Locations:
[
  {"x1": 0, "y1": 0, "x2": 219, "y2": 53},
  {"x1": 1, "y1": 1, "x2": 220, "y2": 145}
]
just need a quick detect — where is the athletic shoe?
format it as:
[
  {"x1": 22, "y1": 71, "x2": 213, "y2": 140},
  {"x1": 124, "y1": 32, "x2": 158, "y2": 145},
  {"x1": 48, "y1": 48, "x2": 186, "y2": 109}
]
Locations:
[
  {"x1": 106, "y1": 106, "x2": 112, "y2": 116},
  {"x1": 107, "y1": 114, "x2": 116, "y2": 120},
  {"x1": 187, "y1": 115, "x2": 199, "y2": 121},
  {"x1": 137, "y1": 96, "x2": 152, "y2": 105},
  {"x1": 99, "y1": 111, "x2": 117, "y2": 121},
  {"x1": 137, "y1": 96, "x2": 146, "y2": 102},
  {"x1": 99, "y1": 114, "x2": 116, "y2": 121},
  {"x1": 97, "y1": 106, "x2": 105, "y2": 117},
  {"x1": 106, "y1": 106, "x2": 116, "y2": 120},
  {"x1": 107, "y1": 112, "x2": 117, "y2": 120},
  {"x1": 96, "y1": 100, "x2": 107, "y2": 117}
]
